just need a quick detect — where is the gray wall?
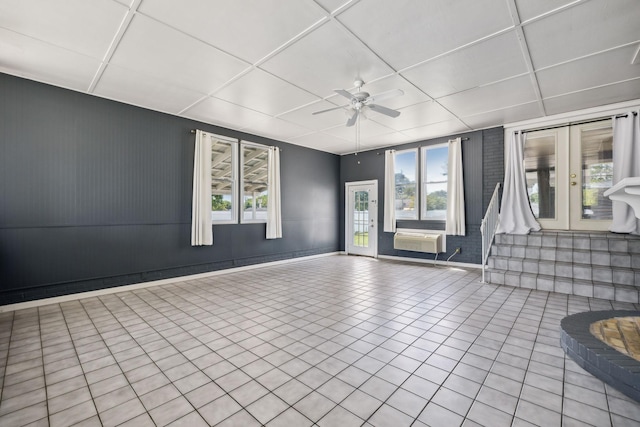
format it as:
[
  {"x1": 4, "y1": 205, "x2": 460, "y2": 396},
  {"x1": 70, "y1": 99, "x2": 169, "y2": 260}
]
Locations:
[
  {"x1": 339, "y1": 128, "x2": 504, "y2": 264},
  {"x1": 0, "y1": 74, "x2": 340, "y2": 304}
]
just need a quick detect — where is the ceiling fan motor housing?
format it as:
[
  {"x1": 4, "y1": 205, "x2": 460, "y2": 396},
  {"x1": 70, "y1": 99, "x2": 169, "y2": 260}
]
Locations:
[{"x1": 352, "y1": 92, "x2": 369, "y2": 110}]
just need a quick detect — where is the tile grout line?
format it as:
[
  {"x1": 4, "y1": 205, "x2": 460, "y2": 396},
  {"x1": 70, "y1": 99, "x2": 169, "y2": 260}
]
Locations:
[
  {"x1": 36, "y1": 307, "x2": 49, "y2": 426},
  {"x1": 0, "y1": 311, "x2": 14, "y2": 407}
]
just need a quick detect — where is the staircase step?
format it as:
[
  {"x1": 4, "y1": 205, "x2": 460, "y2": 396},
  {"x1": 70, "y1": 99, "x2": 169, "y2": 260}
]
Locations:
[
  {"x1": 490, "y1": 244, "x2": 640, "y2": 268},
  {"x1": 487, "y1": 231, "x2": 640, "y2": 302},
  {"x1": 484, "y1": 270, "x2": 640, "y2": 303},
  {"x1": 494, "y1": 231, "x2": 640, "y2": 254},
  {"x1": 487, "y1": 256, "x2": 640, "y2": 286}
]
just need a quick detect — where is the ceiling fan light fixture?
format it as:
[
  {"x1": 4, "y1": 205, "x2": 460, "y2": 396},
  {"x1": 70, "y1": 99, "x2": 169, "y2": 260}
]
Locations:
[{"x1": 311, "y1": 78, "x2": 404, "y2": 127}]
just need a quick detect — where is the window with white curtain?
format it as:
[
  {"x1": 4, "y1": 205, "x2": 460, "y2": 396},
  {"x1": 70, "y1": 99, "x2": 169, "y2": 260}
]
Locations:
[
  {"x1": 210, "y1": 136, "x2": 238, "y2": 224},
  {"x1": 421, "y1": 143, "x2": 449, "y2": 221},
  {"x1": 394, "y1": 149, "x2": 418, "y2": 220},
  {"x1": 241, "y1": 141, "x2": 269, "y2": 223}
]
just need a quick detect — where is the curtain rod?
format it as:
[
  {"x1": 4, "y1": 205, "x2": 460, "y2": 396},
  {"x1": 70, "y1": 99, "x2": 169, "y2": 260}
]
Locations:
[
  {"x1": 190, "y1": 130, "x2": 283, "y2": 151},
  {"x1": 520, "y1": 112, "x2": 637, "y2": 134}
]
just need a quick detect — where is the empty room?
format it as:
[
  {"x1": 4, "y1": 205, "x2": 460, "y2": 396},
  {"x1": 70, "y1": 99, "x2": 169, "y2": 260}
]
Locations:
[{"x1": 1, "y1": 0, "x2": 640, "y2": 426}]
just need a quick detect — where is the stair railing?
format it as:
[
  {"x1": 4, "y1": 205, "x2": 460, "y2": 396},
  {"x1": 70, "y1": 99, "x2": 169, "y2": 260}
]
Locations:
[{"x1": 480, "y1": 183, "x2": 501, "y2": 283}]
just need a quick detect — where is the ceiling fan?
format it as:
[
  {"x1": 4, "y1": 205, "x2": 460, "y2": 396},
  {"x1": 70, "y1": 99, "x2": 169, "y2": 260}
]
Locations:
[{"x1": 312, "y1": 79, "x2": 404, "y2": 127}]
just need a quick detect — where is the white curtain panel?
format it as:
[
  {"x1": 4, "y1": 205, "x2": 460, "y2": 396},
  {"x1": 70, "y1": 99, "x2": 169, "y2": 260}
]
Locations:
[
  {"x1": 445, "y1": 137, "x2": 466, "y2": 236},
  {"x1": 610, "y1": 111, "x2": 640, "y2": 234},
  {"x1": 191, "y1": 130, "x2": 213, "y2": 246},
  {"x1": 383, "y1": 149, "x2": 396, "y2": 232},
  {"x1": 266, "y1": 146, "x2": 282, "y2": 239},
  {"x1": 497, "y1": 131, "x2": 541, "y2": 234}
]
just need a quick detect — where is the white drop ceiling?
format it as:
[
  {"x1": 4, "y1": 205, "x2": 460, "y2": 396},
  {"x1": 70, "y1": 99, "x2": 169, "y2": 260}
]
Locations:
[{"x1": 1, "y1": 0, "x2": 639, "y2": 154}]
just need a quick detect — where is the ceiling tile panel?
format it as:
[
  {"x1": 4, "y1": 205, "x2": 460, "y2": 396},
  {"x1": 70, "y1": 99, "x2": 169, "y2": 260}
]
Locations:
[
  {"x1": 240, "y1": 117, "x2": 312, "y2": 141},
  {"x1": 183, "y1": 96, "x2": 272, "y2": 130},
  {"x1": 290, "y1": 132, "x2": 351, "y2": 153},
  {"x1": 370, "y1": 101, "x2": 456, "y2": 131},
  {"x1": 537, "y1": 44, "x2": 640, "y2": 98},
  {"x1": 279, "y1": 100, "x2": 350, "y2": 131},
  {"x1": 0, "y1": 29, "x2": 101, "y2": 91},
  {"x1": 543, "y1": 79, "x2": 640, "y2": 116},
  {"x1": 323, "y1": 120, "x2": 394, "y2": 141},
  {"x1": 109, "y1": 14, "x2": 250, "y2": 94},
  {"x1": 336, "y1": 0, "x2": 513, "y2": 70},
  {"x1": 359, "y1": 131, "x2": 414, "y2": 150},
  {"x1": 525, "y1": 0, "x2": 640, "y2": 69},
  {"x1": 139, "y1": 0, "x2": 326, "y2": 63},
  {"x1": 0, "y1": 0, "x2": 127, "y2": 59},
  {"x1": 514, "y1": 0, "x2": 580, "y2": 22},
  {"x1": 314, "y1": 0, "x2": 352, "y2": 14},
  {"x1": 260, "y1": 20, "x2": 394, "y2": 98},
  {"x1": 438, "y1": 75, "x2": 538, "y2": 117},
  {"x1": 402, "y1": 31, "x2": 528, "y2": 99},
  {"x1": 94, "y1": 64, "x2": 206, "y2": 114},
  {"x1": 461, "y1": 102, "x2": 542, "y2": 129},
  {"x1": 214, "y1": 69, "x2": 319, "y2": 116},
  {"x1": 401, "y1": 119, "x2": 470, "y2": 141}
]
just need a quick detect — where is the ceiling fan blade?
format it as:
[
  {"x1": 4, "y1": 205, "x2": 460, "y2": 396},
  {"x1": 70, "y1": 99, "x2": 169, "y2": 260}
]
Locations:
[
  {"x1": 368, "y1": 104, "x2": 401, "y2": 118},
  {"x1": 334, "y1": 89, "x2": 354, "y2": 101},
  {"x1": 311, "y1": 104, "x2": 349, "y2": 115},
  {"x1": 366, "y1": 88, "x2": 404, "y2": 103},
  {"x1": 346, "y1": 110, "x2": 359, "y2": 127}
]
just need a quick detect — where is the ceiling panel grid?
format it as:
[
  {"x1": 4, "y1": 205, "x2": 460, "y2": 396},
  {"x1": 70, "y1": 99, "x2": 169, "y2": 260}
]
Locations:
[{"x1": 0, "y1": 0, "x2": 638, "y2": 153}]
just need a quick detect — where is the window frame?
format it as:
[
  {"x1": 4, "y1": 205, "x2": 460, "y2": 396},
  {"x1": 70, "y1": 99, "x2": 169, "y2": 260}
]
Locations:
[
  {"x1": 420, "y1": 142, "x2": 449, "y2": 221},
  {"x1": 210, "y1": 134, "x2": 238, "y2": 225},
  {"x1": 394, "y1": 148, "x2": 419, "y2": 221},
  {"x1": 240, "y1": 140, "x2": 269, "y2": 224}
]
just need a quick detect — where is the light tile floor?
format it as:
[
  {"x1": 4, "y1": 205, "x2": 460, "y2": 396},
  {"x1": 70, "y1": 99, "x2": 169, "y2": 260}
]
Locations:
[{"x1": 1, "y1": 255, "x2": 640, "y2": 427}]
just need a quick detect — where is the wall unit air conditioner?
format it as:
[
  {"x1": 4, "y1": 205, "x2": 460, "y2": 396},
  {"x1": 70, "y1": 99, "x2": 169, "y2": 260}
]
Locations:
[{"x1": 394, "y1": 230, "x2": 443, "y2": 253}]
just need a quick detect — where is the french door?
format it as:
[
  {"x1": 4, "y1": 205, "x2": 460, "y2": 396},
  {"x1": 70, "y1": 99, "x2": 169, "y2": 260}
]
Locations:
[
  {"x1": 524, "y1": 120, "x2": 613, "y2": 231},
  {"x1": 345, "y1": 180, "x2": 378, "y2": 257}
]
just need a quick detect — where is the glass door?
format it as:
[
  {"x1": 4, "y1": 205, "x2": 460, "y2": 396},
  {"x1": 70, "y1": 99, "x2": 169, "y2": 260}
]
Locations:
[
  {"x1": 524, "y1": 127, "x2": 569, "y2": 230},
  {"x1": 345, "y1": 181, "x2": 378, "y2": 257},
  {"x1": 569, "y1": 120, "x2": 613, "y2": 231},
  {"x1": 524, "y1": 120, "x2": 613, "y2": 231}
]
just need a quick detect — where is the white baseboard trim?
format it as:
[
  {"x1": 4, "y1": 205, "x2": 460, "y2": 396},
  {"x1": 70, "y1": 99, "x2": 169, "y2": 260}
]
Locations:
[
  {"x1": 377, "y1": 254, "x2": 482, "y2": 270},
  {"x1": 0, "y1": 252, "x2": 341, "y2": 313}
]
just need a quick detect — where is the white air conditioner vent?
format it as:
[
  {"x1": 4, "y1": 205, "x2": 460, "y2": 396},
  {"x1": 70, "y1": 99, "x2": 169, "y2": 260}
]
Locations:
[{"x1": 394, "y1": 231, "x2": 443, "y2": 253}]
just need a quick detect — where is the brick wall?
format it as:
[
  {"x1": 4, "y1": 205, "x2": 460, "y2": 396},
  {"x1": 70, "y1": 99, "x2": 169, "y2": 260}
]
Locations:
[{"x1": 483, "y1": 127, "x2": 505, "y2": 213}]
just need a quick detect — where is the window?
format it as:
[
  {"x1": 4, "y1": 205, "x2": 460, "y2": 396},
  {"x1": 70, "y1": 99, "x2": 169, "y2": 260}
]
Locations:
[
  {"x1": 211, "y1": 136, "x2": 238, "y2": 224},
  {"x1": 394, "y1": 149, "x2": 418, "y2": 220},
  {"x1": 241, "y1": 141, "x2": 269, "y2": 222},
  {"x1": 421, "y1": 144, "x2": 448, "y2": 220}
]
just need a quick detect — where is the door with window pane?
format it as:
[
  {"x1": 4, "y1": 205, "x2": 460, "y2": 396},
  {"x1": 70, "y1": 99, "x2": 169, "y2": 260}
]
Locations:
[
  {"x1": 346, "y1": 181, "x2": 378, "y2": 257},
  {"x1": 524, "y1": 120, "x2": 613, "y2": 231},
  {"x1": 569, "y1": 121, "x2": 613, "y2": 230}
]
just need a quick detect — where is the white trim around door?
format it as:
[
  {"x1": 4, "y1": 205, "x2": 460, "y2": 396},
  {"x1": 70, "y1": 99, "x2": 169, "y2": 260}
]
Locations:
[{"x1": 345, "y1": 180, "x2": 378, "y2": 258}]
